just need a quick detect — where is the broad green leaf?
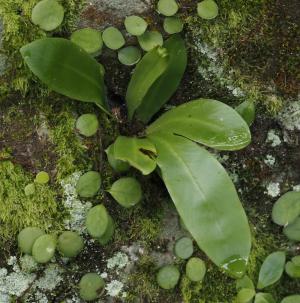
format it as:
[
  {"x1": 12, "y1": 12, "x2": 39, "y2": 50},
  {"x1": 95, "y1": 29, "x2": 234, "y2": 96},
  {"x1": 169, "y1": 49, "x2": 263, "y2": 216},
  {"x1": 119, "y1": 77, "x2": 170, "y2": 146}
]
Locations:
[
  {"x1": 108, "y1": 177, "x2": 142, "y2": 208},
  {"x1": 174, "y1": 237, "x2": 193, "y2": 259},
  {"x1": 156, "y1": 265, "x2": 180, "y2": 289},
  {"x1": 186, "y1": 257, "x2": 206, "y2": 282},
  {"x1": 148, "y1": 133, "x2": 251, "y2": 277},
  {"x1": 124, "y1": 16, "x2": 148, "y2": 36},
  {"x1": 281, "y1": 295, "x2": 300, "y2": 303},
  {"x1": 235, "y1": 100, "x2": 256, "y2": 126},
  {"x1": 20, "y1": 38, "x2": 107, "y2": 111},
  {"x1": 137, "y1": 31, "x2": 164, "y2": 52},
  {"x1": 272, "y1": 191, "x2": 300, "y2": 226},
  {"x1": 135, "y1": 35, "x2": 187, "y2": 123},
  {"x1": 237, "y1": 288, "x2": 256, "y2": 303},
  {"x1": 163, "y1": 16, "x2": 184, "y2": 34},
  {"x1": 157, "y1": 0, "x2": 179, "y2": 16},
  {"x1": 35, "y1": 171, "x2": 50, "y2": 184},
  {"x1": 254, "y1": 293, "x2": 275, "y2": 303},
  {"x1": 118, "y1": 46, "x2": 142, "y2": 66},
  {"x1": 292, "y1": 255, "x2": 300, "y2": 266},
  {"x1": 76, "y1": 171, "x2": 101, "y2": 198},
  {"x1": 126, "y1": 46, "x2": 168, "y2": 119},
  {"x1": 283, "y1": 217, "x2": 300, "y2": 241},
  {"x1": 236, "y1": 275, "x2": 255, "y2": 291},
  {"x1": 114, "y1": 136, "x2": 157, "y2": 175},
  {"x1": 146, "y1": 99, "x2": 251, "y2": 151},
  {"x1": 285, "y1": 261, "x2": 300, "y2": 278},
  {"x1": 102, "y1": 27, "x2": 125, "y2": 50},
  {"x1": 257, "y1": 251, "x2": 286, "y2": 289},
  {"x1": 98, "y1": 215, "x2": 115, "y2": 245}
]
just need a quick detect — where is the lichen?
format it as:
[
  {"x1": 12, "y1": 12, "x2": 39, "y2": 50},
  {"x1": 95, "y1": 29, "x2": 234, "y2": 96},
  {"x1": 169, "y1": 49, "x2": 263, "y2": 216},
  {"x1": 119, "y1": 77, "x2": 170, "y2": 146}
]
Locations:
[{"x1": 266, "y1": 182, "x2": 281, "y2": 198}]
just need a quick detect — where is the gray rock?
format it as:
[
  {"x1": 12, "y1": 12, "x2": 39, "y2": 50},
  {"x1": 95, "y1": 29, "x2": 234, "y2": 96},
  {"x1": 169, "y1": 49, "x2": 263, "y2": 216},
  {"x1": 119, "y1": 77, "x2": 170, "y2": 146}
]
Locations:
[{"x1": 78, "y1": 0, "x2": 151, "y2": 29}]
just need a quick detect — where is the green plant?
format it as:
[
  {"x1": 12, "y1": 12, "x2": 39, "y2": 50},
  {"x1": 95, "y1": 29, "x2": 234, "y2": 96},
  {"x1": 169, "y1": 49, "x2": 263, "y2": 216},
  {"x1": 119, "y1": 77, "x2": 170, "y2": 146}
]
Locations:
[
  {"x1": 32, "y1": 234, "x2": 57, "y2": 263},
  {"x1": 197, "y1": 0, "x2": 219, "y2": 20},
  {"x1": 79, "y1": 273, "x2": 105, "y2": 301},
  {"x1": 102, "y1": 27, "x2": 125, "y2": 50},
  {"x1": 18, "y1": 227, "x2": 45, "y2": 254},
  {"x1": 35, "y1": 171, "x2": 50, "y2": 184},
  {"x1": 57, "y1": 231, "x2": 84, "y2": 258},
  {"x1": 281, "y1": 295, "x2": 300, "y2": 303},
  {"x1": 157, "y1": 0, "x2": 179, "y2": 16},
  {"x1": 156, "y1": 265, "x2": 180, "y2": 289},
  {"x1": 185, "y1": 257, "x2": 206, "y2": 282},
  {"x1": 21, "y1": 15, "x2": 252, "y2": 278},
  {"x1": 75, "y1": 114, "x2": 99, "y2": 137},
  {"x1": 124, "y1": 16, "x2": 148, "y2": 36},
  {"x1": 174, "y1": 237, "x2": 194, "y2": 260},
  {"x1": 76, "y1": 171, "x2": 101, "y2": 198}
]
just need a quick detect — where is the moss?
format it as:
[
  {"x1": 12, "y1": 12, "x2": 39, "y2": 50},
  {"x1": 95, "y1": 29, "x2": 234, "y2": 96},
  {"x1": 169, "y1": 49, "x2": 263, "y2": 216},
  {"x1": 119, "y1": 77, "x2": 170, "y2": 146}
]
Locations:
[
  {"x1": 0, "y1": 160, "x2": 64, "y2": 245},
  {"x1": 185, "y1": 0, "x2": 297, "y2": 113},
  {"x1": 0, "y1": 0, "x2": 85, "y2": 97}
]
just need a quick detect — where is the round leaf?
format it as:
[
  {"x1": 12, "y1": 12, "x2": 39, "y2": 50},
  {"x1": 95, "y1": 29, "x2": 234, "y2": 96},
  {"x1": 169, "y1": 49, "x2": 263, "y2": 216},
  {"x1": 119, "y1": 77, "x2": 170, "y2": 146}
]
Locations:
[
  {"x1": 86, "y1": 205, "x2": 109, "y2": 238},
  {"x1": 32, "y1": 234, "x2": 57, "y2": 263},
  {"x1": 76, "y1": 114, "x2": 99, "y2": 137},
  {"x1": 163, "y1": 17, "x2": 183, "y2": 34},
  {"x1": 174, "y1": 237, "x2": 193, "y2": 259},
  {"x1": 105, "y1": 144, "x2": 130, "y2": 173},
  {"x1": 76, "y1": 171, "x2": 101, "y2": 198},
  {"x1": 157, "y1": 0, "x2": 179, "y2": 16},
  {"x1": 237, "y1": 288, "x2": 256, "y2": 303},
  {"x1": 292, "y1": 255, "x2": 300, "y2": 266},
  {"x1": 58, "y1": 231, "x2": 84, "y2": 258},
  {"x1": 156, "y1": 265, "x2": 180, "y2": 289},
  {"x1": 138, "y1": 31, "x2": 163, "y2": 52},
  {"x1": 24, "y1": 183, "x2": 36, "y2": 196},
  {"x1": 102, "y1": 27, "x2": 125, "y2": 50},
  {"x1": 285, "y1": 261, "x2": 300, "y2": 278},
  {"x1": 254, "y1": 293, "x2": 276, "y2": 303},
  {"x1": 186, "y1": 257, "x2": 206, "y2": 282},
  {"x1": 108, "y1": 177, "x2": 142, "y2": 208},
  {"x1": 31, "y1": 0, "x2": 64, "y2": 31},
  {"x1": 124, "y1": 16, "x2": 148, "y2": 36},
  {"x1": 35, "y1": 171, "x2": 50, "y2": 184},
  {"x1": 118, "y1": 46, "x2": 142, "y2": 66},
  {"x1": 272, "y1": 191, "x2": 300, "y2": 226},
  {"x1": 98, "y1": 215, "x2": 115, "y2": 245},
  {"x1": 283, "y1": 217, "x2": 300, "y2": 241},
  {"x1": 79, "y1": 273, "x2": 105, "y2": 301},
  {"x1": 257, "y1": 251, "x2": 286, "y2": 289},
  {"x1": 71, "y1": 28, "x2": 103, "y2": 55},
  {"x1": 18, "y1": 227, "x2": 45, "y2": 254},
  {"x1": 236, "y1": 275, "x2": 255, "y2": 291},
  {"x1": 281, "y1": 296, "x2": 300, "y2": 303},
  {"x1": 197, "y1": 0, "x2": 219, "y2": 20}
]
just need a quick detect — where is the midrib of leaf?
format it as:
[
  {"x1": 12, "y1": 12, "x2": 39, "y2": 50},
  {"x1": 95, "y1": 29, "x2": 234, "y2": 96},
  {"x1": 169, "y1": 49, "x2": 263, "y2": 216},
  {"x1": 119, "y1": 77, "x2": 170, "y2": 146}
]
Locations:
[{"x1": 155, "y1": 135, "x2": 224, "y2": 239}]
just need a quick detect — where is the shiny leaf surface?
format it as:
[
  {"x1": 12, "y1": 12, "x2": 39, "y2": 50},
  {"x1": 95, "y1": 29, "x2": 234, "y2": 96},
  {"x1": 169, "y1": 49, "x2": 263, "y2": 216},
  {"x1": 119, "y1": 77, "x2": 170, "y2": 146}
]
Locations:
[
  {"x1": 114, "y1": 136, "x2": 157, "y2": 175},
  {"x1": 148, "y1": 132, "x2": 251, "y2": 277},
  {"x1": 21, "y1": 38, "x2": 107, "y2": 110},
  {"x1": 135, "y1": 35, "x2": 187, "y2": 123},
  {"x1": 147, "y1": 99, "x2": 251, "y2": 151}
]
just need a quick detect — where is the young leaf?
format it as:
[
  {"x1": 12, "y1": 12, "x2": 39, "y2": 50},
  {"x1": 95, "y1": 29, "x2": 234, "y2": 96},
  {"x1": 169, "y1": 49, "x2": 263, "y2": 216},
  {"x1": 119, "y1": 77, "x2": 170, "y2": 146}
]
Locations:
[
  {"x1": 285, "y1": 261, "x2": 300, "y2": 278},
  {"x1": 156, "y1": 265, "x2": 180, "y2": 289},
  {"x1": 76, "y1": 171, "x2": 101, "y2": 198},
  {"x1": 254, "y1": 293, "x2": 275, "y2": 303},
  {"x1": 272, "y1": 191, "x2": 300, "y2": 226},
  {"x1": 126, "y1": 46, "x2": 169, "y2": 119},
  {"x1": 98, "y1": 215, "x2": 115, "y2": 245},
  {"x1": 76, "y1": 114, "x2": 99, "y2": 137},
  {"x1": 113, "y1": 136, "x2": 157, "y2": 175},
  {"x1": 163, "y1": 17, "x2": 184, "y2": 34},
  {"x1": 197, "y1": 0, "x2": 219, "y2": 20},
  {"x1": 108, "y1": 177, "x2": 142, "y2": 208},
  {"x1": 236, "y1": 275, "x2": 255, "y2": 291},
  {"x1": 32, "y1": 234, "x2": 57, "y2": 263},
  {"x1": 20, "y1": 38, "x2": 107, "y2": 111},
  {"x1": 237, "y1": 288, "x2": 256, "y2": 303},
  {"x1": 281, "y1": 295, "x2": 300, "y2": 303},
  {"x1": 174, "y1": 237, "x2": 193, "y2": 259},
  {"x1": 58, "y1": 231, "x2": 84, "y2": 258},
  {"x1": 102, "y1": 27, "x2": 125, "y2": 50},
  {"x1": 147, "y1": 99, "x2": 251, "y2": 151},
  {"x1": 148, "y1": 132, "x2": 251, "y2": 277},
  {"x1": 235, "y1": 100, "x2": 256, "y2": 126},
  {"x1": 186, "y1": 257, "x2": 206, "y2": 282},
  {"x1": 157, "y1": 0, "x2": 179, "y2": 16},
  {"x1": 18, "y1": 227, "x2": 45, "y2": 254},
  {"x1": 124, "y1": 16, "x2": 148, "y2": 36},
  {"x1": 86, "y1": 205, "x2": 109, "y2": 238},
  {"x1": 137, "y1": 31, "x2": 164, "y2": 52},
  {"x1": 283, "y1": 217, "x2": 300, "y2": 241},
  {"x1": 135, "y1": 35, "x2": 187, "y2": 123},
  {"x1": 105, "y1": 144, "x2": 130, "y2": 173},
  {"x1": 257, "y1": 251, "x2": 286, "y2": 289},
  {"x1": 118, "y1": 46, "x2": 142, "y2": 66},
  {"x1": 79, "y1": 273, "x2": 105, "y2": 301}
]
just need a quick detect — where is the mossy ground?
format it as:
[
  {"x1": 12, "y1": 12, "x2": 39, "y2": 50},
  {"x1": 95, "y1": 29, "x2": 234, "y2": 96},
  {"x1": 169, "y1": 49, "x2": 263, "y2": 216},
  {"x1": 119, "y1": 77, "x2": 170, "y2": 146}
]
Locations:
[{"x1": 0, "y1": 0, "x2": 299, "y2": 302}]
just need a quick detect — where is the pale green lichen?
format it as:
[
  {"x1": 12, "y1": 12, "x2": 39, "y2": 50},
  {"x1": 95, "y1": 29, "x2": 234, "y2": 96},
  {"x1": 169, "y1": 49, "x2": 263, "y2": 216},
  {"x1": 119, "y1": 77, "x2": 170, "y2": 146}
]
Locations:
[
  {"x1": 266, "y1": 182, "x2": 280, "y2": 198},
  {"x1": 266, "y1": 129, "x2": 282, "y2": 147}
]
